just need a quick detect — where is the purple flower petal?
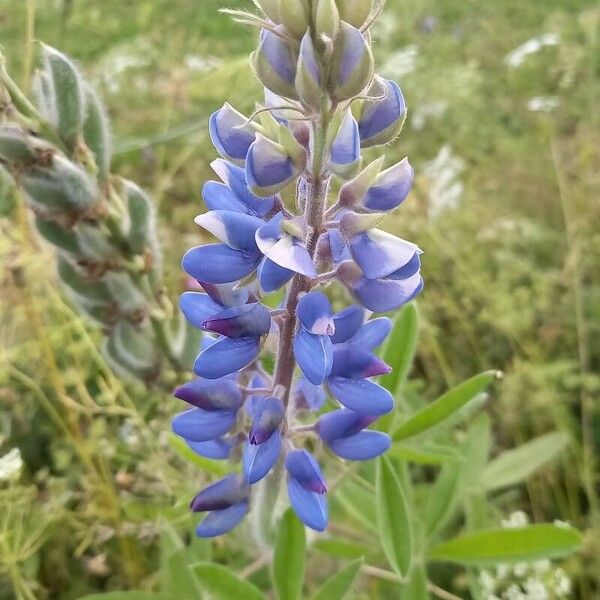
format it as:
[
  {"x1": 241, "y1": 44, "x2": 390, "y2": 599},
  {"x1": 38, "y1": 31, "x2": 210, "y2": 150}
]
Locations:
[
  {"x1": 297, "y1": 291, "x2": 334, "y2": 335},
  {"x1": 258, "y1": 257, "x2": 294, "y2": 293},
  {"x1": 352, "y1": 272, "x2": 424, "y2": 313},
  {"x1": 345, "y1": 227, "x2": 421, "y2": 280},
  {"x1": 285, "y1": 449, "x2": 327, "y2": 493},
  {"x1": 194, "y1": 336, "x2": 261, "y2": 379},
  {"x1": 331, "y1": 342, "x2": 391, "y2": 379},
  {"x1": 349, "y1": 317, "x2": 392, "y2": 350},
  {"x1": 194, "y1": 210, "x2": 263, "y2": 253},
  {"x1": 179, "y1": 292, "x2": 222, "y2": 329},
  {"x1": 359, "y1": 79, "x2": 406, "y2": 148},
  {"x1": 182, "y1": 243, "x2": 261, "y2": 284},
  {"x1": 293, "y1": 376, "x2": 326, "y2": 411},
  {"x1": 190, "y1": 474, "x2": 249, "y2": 512},
  {"x1": 246, "y1": 134, "x2": 302, "y2": 196},
  {"x1": 199, "y1": 281, "x2": 250, "y2": 308},
  {"x1": 249, "y1": 396, "x2": 284, "y2": 444},
  {"x1": 329, "y1": 430, "x2": 391, "y2": 461},
  {"x1": 328, "y1": 377, "x2": 393, "y2": 415},
  {"x1": 186, "y1": 437, "x2": 235, "y2": 460},
  {"x1": 316, "y1": 408, "x2": 378, "y2": 443},
  {"x1": 255, "y1": 212, "x2": 285, "y2": 253},
  {"x1": 210, "y1": 159, "x2": 276, "y2": 217},
  {"x1": 324, "y1": 229, "x2": 352, "y2": 265},
  {"x1": 243, "y1": 429, "x2": 282, "y2": 484},
  {"x1": 287, "y1": 476, "x2": 328, "y2": 531},
  {"x1": 209, "y1": 103, "x2": 256, "y2": 161},
  {"x1": 330, "y1": 111, "x2": 360, "y2": 175},
  {"x1": 202, "y1": 303, "x2": 271, "y2": 338},
  {"x1": 363, "y1": 158, "x2": 414, "y2": 212},
  {"x1": 196, "y1": 500, "x2": 249, "y2": 537},
  {"x1": 172, "y1": 408, "x2": 237, "y2": 442},
  {"x1": 254, "y1": 27, "x2": 298, "y2": 98},
  {"x1": 263, "y1": 235, "x2": 316, "y2": 276},
  {"x1": 245, "y1": 373, "x2": 270, "y2": 419},
  {"x1": 293, "y1": 326, "x2": 334, "y2": 385},
  {"x1": 331, "y1": 305, "x2": 365, "y2": 343},
  {"x1": 174, "y1": 378, "x2": 243, "y2": 411}
]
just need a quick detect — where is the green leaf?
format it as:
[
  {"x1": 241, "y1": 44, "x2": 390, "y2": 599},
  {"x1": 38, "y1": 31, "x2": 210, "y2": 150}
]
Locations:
[
  {"x1": 192, "y1": 563, "x2": 266, "y2": 600},
  {"x1": 167, "y1": 433, "x2": 229, "y2": 477},
  {"x1": 78, "y1": 593, "x2": 168, "y2": 600},
  {"x1": 376, "y1": 456, "x2": 413, "y2": 577},
  {"x1": 481, "y1": 432, "x2": 568, "y2": 491},
  {"x1": 389, "y1": 442, "x2": 462, "y2": 465},
  {"x1": 273, "y1": 509, "x2": 306, "y2": 600},
  {"x1": 379, "y1": 302, "x2": 419, "y2": 394},
  {"x1": 392, "y1": 371, "x2": 498, "y2": 442},
  {"x1": 429, "y1": 524, "x2": 582, "y2": 566},
  {"x1": 309, "y1": 558, "x2": 362, "y2": 600},
  {"x1": 313, "y1": 538, "x2": 372, "y2": 559},
  {"x1": 424, "y1": 462, "x2": 462, "y2": 538}
]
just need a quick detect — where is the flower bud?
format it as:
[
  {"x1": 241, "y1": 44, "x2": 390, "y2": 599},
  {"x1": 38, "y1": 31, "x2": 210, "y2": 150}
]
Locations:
[
  {"x1": 278, "y1": 0, "x2": 310, "y2": 38},
  {"x1": 252, "y1": 28, "x2": 299, "y2": 99},
  {"x1": 329, "y1": 110, "x2": 361, "y2": 178},
  {"x1": 362, "y1": 157, "x2": 414, "y2": 211},
  {"x1": 328, "y1": 21, "x2": 374, "y2": 101},
  {"x1": 21, "y1": 156, "x2": 99, "y2": 219},
  {"x1": 337, "y1": 155, "x2": 384, "y2": 207},
  {"x1": 246, "y1": 133, "x2": 305, "y2": 197},
  {"x1": 209, "y1": 103, "x2": 257, "y2": 162},
  {"x1": 358, "y1": 77, "x2": 406, "y2": 148},
  {"x1": 41, "y1": 44, "x2": 85, "y2": 153},
  {"x1": 335, "y1": 0, "x2": 373, "y2": 28},
  {"x1": 313, "y1": 0, "x2": 340, "y2": 41},
  {"x1": 255, "y1": 0, "x2": 281, "y2": 22},
  {"x1": 57, "y1": 257, "x2": 111, "y2": 306},
  {"x1": 295, "y1": 32, "x2": 323, "y2": 109},
  {"x1": 123, "y1": 180, "x2": 155, "y2": 255},
  {"x1": 35, "y1": 217, "x2": 80, "y2": 254}
]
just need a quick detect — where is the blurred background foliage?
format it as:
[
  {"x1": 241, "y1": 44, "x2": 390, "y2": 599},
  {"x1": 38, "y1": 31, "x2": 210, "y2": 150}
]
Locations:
[{"x1": 0, "y1": 0, "x2": 598, "y2": 598}]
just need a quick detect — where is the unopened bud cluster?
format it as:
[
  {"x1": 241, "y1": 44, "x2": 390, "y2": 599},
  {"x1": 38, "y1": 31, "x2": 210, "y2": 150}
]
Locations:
[
  {"x1": 174, "y1": 0, "x2": 423, "y2": 536},
  {"x1": 0, "y1": 46, "x2": 194, "y2": 382}
]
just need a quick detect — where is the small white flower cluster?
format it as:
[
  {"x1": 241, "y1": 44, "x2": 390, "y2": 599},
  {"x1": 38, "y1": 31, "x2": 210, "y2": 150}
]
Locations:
[
  {"x1": 422, "y1": 145, "x2": 465, "y2": 220},
  {"x1": 478, "y1": 512, "x2": 572, "y2": 600},
  {"x1": 0, "y1": 448, "x2": 23, "y2": 481},
  {"x1": 504, "y1": 34, "x2": 560, "y2": 68}
]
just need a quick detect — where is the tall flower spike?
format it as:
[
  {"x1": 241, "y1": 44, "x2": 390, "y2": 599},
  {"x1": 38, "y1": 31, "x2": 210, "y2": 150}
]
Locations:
[{"x1": 173, "y1": 0, "x2": 423, "y2": 537}]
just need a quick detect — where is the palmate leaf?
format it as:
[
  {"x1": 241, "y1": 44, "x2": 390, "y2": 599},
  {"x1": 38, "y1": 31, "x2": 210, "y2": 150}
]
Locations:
[
  {"x1": 428, "y1": 524, "x2": 582, "y2": 566},
  {"x1": 392, "y1": 370, "x2": 499, "y2": 442},
  {"x1": 192, "y1": 563, "x2": 266, "y2": 600},
  {"x1": 273, "y1": 509, "x2": 306, "y2": 600},
  {"x1": 481, "y1": 431, "x2": 568, "y2": 491},
  {"x1": 376, "y1": 456, "x2": 413, "y2": 577}
]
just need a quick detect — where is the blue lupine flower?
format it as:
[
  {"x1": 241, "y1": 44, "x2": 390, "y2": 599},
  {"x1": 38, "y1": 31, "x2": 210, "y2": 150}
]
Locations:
[
  {"x1": 358, "y1": 77, "x2": 407, "y2": 148},
  {"x1": 173, "y1": 0, "x2": 424, "y2": 536},
  {"x1": 286, "y1": 450, "x2": 328, "y2": 531}
]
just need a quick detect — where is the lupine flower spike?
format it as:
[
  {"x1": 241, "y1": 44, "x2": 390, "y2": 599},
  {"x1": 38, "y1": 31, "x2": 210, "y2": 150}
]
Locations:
[{"x1": 173, "y1": 0, "x2": 423, "y2": 537}]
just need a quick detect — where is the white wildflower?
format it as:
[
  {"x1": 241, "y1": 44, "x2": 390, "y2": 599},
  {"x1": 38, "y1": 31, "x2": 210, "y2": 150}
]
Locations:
[
  {"x1": 480, "y1": 570, "x2": 496, "y2": 592},
  {"x1": 533, "y1": 560, "x2": 551, "y2": 574},
  {"x1": 552, "y1": 520, "x2": 571, "y2": 529},
  {"x1": 505, "y1": 34, "x2": 560, "y2": 68},
  {"x1": 503, "y1": 584, "x2": 526, "y2": 600},
  {"x1": 423, "y1": 145, "x2": 465, "y2": 220},
  {"x1": 524, "y1": 577, "x2": 549, "y2": 600},
  {"x1": 514, "y1": 563, "x2": 528, "y2": 578},
  {"x1": 527, "y1": 97, "x2": 559, "y2": 112},
  {"x1": 0, "y1": 448, "x2": 23, "y2": 480},
  {"x1": 380, "y1": 45, "x2": 419, "y2": 80}
]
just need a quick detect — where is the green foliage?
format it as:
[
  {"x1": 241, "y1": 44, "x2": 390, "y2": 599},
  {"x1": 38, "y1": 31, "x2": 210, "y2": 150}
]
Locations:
[
  {"x1": 192, "y1": 563, "x2": 266, "y2": 600},
  {"x1": 272, "y1": 510, "x2": 306, "y2": 600}
]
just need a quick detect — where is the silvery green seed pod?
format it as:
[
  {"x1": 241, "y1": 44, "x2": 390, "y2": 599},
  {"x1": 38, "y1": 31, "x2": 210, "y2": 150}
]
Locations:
[
  {"x1": 104, "y1": 272, "x2": 147, "y2": 320},
  {"x1": 313, "y1": 0, "x2": 340, "y2": 41},
  {"x1": 0, "y1": 126, "x2": 36, "y2": 164},
  {"x1": 123, "y1": 180, "x2": 154, "y2": 255},
  {"x1": 32, "y1": 70, "x2": 57, "y2": 125},
  {"x1": 278, "y1": 0, "x2": 310, "y2": 38},
  {"x1": 57, "y1": 257, "x2": 112, "y2": 307},
  {"x1": 105, "y1": 320, "x2": 161, "y2": 382},
  {"x1": 75, "y1": 223, "x2": 120, "y2": 264},
  {"x1": 328, "y1": 21, "x2": 374, "y2": 101},
  {"x1": 335, "y1": 0, "x2": 373, "y2": 29},
  {"x1": 35, "y1": 216, "x2": 80, "y2": 254},
  {"x1": 83, "y1": 82, "x2": 111, "y2": 181},
  {"x1": 41, "y1": 44, "x2": 85, "y2": 153},
  {"x1": 21, "y1": 155, "x2": 99, "y2": 218}
]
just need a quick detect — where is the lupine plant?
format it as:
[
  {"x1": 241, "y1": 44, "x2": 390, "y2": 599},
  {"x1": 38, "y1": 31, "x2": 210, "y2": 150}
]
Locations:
[{"x1": 0, "y1": 0, "x2": 586, "y2": 598}]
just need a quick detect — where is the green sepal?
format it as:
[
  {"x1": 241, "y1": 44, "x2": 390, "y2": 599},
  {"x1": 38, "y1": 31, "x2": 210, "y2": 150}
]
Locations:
[
  {"x1": 82, "y1": 82, "x2": 112, "y2": 181},
  {"x1": 335, "y1": 0, "x2": 373, "y2": 28},
  {"x1": 35, "y1": 216, "x2": 80, "y2": 254},
  {"x1": 337, "y1": 155, "x2": 384, "y2": 207},
  {"x1": 314, "y1": 0, "x2": 340, "y2": 41},
  {"x1": 0, "y1": 126, "x2": 37, "y2": 164},
  {"x1": 278, "y1": 0, "x2": 310, "y2": 38}
]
